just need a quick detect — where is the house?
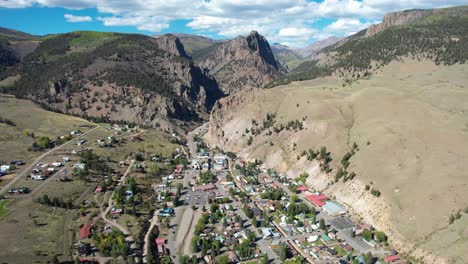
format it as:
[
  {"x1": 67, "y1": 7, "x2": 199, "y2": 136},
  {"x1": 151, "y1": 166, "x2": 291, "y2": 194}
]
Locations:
[
  {"x1": 296, "y1": 186, "x2": 308, "y2": 192},
  {"x1": 327, "y1": 248, "x2": 337, "y2": 256},
  {"x1": 76, "y1": 140, "x2": 86, "y2": 146},
  {"x1": 305, "y1": 194, "x2": 328, "y2": 207},
  {"x1": 385, "y1": 255, "x2": 401, "y2": 263},
  {"x1": 52, "y1": 162, "x2": 62, "y2": 167},
  {"x1": 261, "y1": 228, "x2": 272, "y2": 239},
  {"x1": 270, "y1": 240, "x2": 281, "y2": 250},
  {"x1": 62, "y1": 157, "x2": 70, "y2": 162},
  {"x1": 320, "y1": 234, "x2": 332, "y2": 243},
  {"x1": 354, "y1": 223, "x2": 372, "y2": 235},
  {"x1": 73, "y1": 163, "x2": 85, "y2": 170},
  {"x1": 80, "y1": 224, "x2": 92, "y2": 239},
  {"x1": 70, "y1": 130, "x2": 82, "y2": 136},
  {"x1": 94, "y1": 185, "x2": 105, "y2": 193},
  {"x1": 155, "y1": 237, "x2": 166, "y2": 245}
]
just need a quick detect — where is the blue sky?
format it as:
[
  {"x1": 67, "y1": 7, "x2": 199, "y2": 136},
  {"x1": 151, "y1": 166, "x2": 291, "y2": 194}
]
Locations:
[{"x1": 0, "y1": 0, "x2": 465, "y2": 48}]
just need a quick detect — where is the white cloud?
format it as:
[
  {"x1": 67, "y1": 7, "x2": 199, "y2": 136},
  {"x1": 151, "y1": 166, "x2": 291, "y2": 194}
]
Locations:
[
  {"x1": 324, "y1": 18, "x2": 376, "y2": 36},
  {"x1": 1, "y1": 0, "x2": 468, "y2": 47},
  {"x1": 278, "y1": 27, "x2": 316, "y2": 38},
  {"x1": 64, "y1": 13, "x2": 92, "y2": 22}
]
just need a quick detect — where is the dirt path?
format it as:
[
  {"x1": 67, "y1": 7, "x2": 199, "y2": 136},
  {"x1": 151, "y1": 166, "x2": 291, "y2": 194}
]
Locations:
[
  {"x1": 142, "y1": 211, "x2": 159, "y2": 263},
  {"x1": 95, "y1": 160, "x2": 134, "y2": 237},
  {"x1": 0, "y1": 126, "x2": 99, "y2": 196}
]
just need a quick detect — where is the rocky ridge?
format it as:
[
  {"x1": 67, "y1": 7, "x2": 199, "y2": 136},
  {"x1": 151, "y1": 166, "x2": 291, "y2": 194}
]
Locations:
[{"x1": 198, "y1": 31, "x2": 283, "y2": 94}]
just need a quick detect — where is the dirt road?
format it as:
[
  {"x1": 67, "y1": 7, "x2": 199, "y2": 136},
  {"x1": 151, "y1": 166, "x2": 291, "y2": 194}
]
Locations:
[{"x1": 0, "y1": 126, "x2": 99, "y2": 196}]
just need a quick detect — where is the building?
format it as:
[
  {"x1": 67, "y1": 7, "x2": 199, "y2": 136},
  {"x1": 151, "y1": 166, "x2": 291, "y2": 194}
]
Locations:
[
  {"x1": 193, "y1": 183, "x2": 217, "y2": 192},
  {"x1": 354, "y1": 223, "x2": 372, "y2": 235},
  {"x1": 296, "y1": 186, "x2": 308, "y2": 192},
  {"x1": 155, "y1": 237, "x2": 166, "y2": 245},
  {"x1": 80, "y1": 224, "x2": 92, "y2": 239},
  {"x1": 385, "y1": 255, "x2": 400, "y2": 263},
  {"x1": 305, "y1": 194, "x2": 328, "y2": 207}
]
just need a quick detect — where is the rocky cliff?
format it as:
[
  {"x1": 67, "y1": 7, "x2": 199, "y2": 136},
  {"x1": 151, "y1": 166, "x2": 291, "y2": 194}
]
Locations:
[
  {"x1": 2, "y1": 32, "x2": 224, "y2": 129},
  {"x1": 366, "y1": 9, "x2": 431, "y2": 37},
  {"x1": 366, "y1": 7, "x2": 468, "y2": 37},
  {"x1": 199, "y1": 31, "x2": 283, "y2": 94},
  {"x1": 154, "y1": 34, "x2": 191, "y2": 59}
]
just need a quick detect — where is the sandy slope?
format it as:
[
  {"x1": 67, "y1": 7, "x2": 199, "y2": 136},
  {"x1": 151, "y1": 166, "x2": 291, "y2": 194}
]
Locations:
[{"x1": 206, "y1": 59, "x2": 468, "y2": 263}]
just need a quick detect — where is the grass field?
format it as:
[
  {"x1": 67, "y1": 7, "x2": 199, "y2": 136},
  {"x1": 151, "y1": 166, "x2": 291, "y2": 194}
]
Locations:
[
  {"x1": 0, "y1": 199, "x2": 10, "y2": 218},
  {"x1": 0, "y1": 96, "x2": 95, "y2": 163}
]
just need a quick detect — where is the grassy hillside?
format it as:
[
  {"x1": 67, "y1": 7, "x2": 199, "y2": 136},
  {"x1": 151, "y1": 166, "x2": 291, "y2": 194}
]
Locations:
[
  {"x1": 269, "y1": 9, "x2": 468, "y2": 87},
  {"x1": 271, "y1": 45, "x2": 305, "y2": 70},
  {"x1": 176, "y1": 34, "x2": 222, "y2": 55},
  {"x1": 0, "y1": 27, "x2": 37, "y2": 42},
  {"x1": 191, "y1": 42, "x2": 223, "y2": 63}
]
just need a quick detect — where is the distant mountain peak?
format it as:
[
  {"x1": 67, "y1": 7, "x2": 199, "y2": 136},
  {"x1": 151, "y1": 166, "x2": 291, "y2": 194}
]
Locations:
[
  {"x1": 154, "y1": 33, "x2": 191, "y2": 59},
  {"x1": 198, "y1": 31, "x2": 282, "y2": 93}
]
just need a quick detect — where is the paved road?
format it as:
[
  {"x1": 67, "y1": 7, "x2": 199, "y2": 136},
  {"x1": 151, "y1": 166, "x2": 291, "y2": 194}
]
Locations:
[{"x1": 0, "y1": 126, "x2": 99, "y2": 196}]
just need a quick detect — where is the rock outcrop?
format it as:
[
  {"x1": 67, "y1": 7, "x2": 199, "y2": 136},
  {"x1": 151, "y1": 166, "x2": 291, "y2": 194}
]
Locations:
[
  {"x1": 366, "y1": 9, "x2": 431, "y2": 37},
  {"x1": 366, "y1": 7, "x2": 468, "y2": 37},
  {"x1": 199, "y1": 31, "x2": 283, "y2": 94},
  {"x1": 8, "y1": 32, "x2": 224, "y2": 129},
  {"x1": 154, "y1": 34, "x2": 191, "y2": 59}
]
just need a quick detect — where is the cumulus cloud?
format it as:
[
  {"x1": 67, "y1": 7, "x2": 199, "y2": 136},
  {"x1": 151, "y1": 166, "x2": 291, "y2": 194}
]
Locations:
[
  {"x1": 64, "y1": 14, "x2": 92, "y2": 22},
  {"x1": 324, "y1": 18, "x2": 376, "y2": 36},
  {"x1": 278, "y1": 27, "x2": 316, "y2": 38},
  {"x1": 1, "y1": 0, "x2": 468, "y2": 47}
]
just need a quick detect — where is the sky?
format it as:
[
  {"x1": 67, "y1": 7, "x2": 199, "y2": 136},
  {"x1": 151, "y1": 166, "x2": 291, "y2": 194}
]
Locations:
[{"x1": 0, "y1": 0, "x2": 466, "y2": 48}]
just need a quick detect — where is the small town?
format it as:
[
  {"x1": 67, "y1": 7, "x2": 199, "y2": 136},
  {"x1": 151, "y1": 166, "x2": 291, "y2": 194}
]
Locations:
[{"x1": 0, "y1": 122, "x2": 405, "y2": 264}]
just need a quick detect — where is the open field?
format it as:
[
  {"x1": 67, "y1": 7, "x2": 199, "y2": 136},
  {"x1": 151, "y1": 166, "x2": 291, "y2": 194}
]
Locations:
[
  {"x1": 207, "y1": 59, "x2": 468, "y2": 263},
  {"x1": 0, "y1": 96, "x2": 95, "y2": 163},
  {"x1": 0, "y1": 199, "x2": 10, "y2": 218}
]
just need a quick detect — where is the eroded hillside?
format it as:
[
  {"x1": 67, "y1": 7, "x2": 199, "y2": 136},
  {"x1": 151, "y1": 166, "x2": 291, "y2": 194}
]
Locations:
[{"x1": 207, "y1": 60, "x2": 468, "y2": 264}]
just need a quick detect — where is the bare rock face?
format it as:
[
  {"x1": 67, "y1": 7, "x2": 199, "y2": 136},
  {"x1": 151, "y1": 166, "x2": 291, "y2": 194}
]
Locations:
[
  {"x1": 154, "y1": 34, "x2": 191, "y2": 59},
  {"x1": 199, "y1": 31, "x2": 283, "y2": 94},
  {"x1": 365, "y1": 7, "x2": 468, "y2": 37},
  {"x1": 366, "y1": 9, "x2": 431, "y2": 37},
  {"x1": 14, "y1": 33, "x2": 224, "y2": 128}
]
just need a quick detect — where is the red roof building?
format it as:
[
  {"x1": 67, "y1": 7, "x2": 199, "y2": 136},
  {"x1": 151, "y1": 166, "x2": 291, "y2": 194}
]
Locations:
[
  {"x1": 94, "y1": 185, "x2": 104, "y2": 193},
  {"x1": 305, "y1": 194, "x2": 328, "y2": 207},
  {"x1": 193, "y1": 183, "x2": 217, "y2": 192},
  {"x1": 80, "y1": 224, "x2": 92, "y2": 239},
  {"x1": 385, "y1": 255, "x2": 400, "y2": 263},
  {"x1": 155, "y1": 237, "x2": 166, "y2": 245},
  {"x1": 296, "y1": 186, "x2": 308, "y2": 192}
]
